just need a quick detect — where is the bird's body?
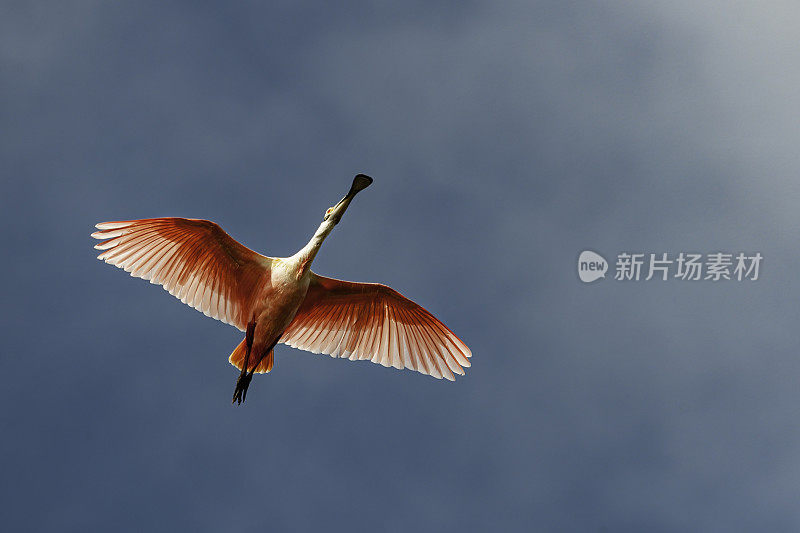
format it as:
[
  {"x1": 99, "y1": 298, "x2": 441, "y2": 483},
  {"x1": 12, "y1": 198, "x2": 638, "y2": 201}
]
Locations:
[
  {"x1": 230, "y1": 256, "x2": 312, "y2": 375},
  {"x1": 92, "y1": 175, "x2": 471, "y2": 403}
]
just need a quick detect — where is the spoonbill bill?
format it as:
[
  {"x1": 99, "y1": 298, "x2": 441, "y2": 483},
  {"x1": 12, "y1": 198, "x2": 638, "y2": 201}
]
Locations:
[{"x1": 91, "y1": 175, "x2": 471, "y2": 404}]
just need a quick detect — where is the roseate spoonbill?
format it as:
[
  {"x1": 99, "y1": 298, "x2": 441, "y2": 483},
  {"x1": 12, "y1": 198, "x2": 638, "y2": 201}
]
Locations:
[{"x1": 91, "y1": 175, "x2": 471, "y2": 404}]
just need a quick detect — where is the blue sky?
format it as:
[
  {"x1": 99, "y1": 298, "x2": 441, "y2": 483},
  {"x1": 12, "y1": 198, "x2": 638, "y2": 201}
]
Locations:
[{"x1": 3, "y1": 1, "x2": 800, "y2": 531}]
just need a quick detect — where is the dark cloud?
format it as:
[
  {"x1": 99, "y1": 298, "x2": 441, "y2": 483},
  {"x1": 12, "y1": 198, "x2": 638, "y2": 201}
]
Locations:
[{"x1": 3, "y1": 1, "x2": 800, "y2": 531}]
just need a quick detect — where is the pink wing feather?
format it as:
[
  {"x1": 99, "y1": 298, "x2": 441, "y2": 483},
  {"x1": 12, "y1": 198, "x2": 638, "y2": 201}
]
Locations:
[
  {"x1": 91, "y1": 218, "x2": 270, "y2": 331},
  {"x1": 281, "y1": 273, "x2": 471, "y2": 380}
]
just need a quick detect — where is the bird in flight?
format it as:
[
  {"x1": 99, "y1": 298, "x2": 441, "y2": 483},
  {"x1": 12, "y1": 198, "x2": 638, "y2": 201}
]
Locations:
[{"x1": 91, "y1": 175, "x2": 471, "y2": 404}]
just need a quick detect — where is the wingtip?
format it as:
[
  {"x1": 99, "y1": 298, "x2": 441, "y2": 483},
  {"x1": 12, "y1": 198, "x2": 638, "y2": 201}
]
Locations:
[{"x1": 94, "y1": 221, "x2": 133, "y2": 230}]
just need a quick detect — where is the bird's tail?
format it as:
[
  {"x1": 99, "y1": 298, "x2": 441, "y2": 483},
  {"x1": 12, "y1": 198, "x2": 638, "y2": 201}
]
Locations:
[{"x1": 228, "y1": 338, "x2": 274, "y2": 374}]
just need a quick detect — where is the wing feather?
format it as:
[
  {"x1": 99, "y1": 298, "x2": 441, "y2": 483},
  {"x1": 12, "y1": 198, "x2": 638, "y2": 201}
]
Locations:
[
  {"x1": 396, "y1": 306, "x2": 424, "y2": 372},
  {"x1": 92, "y1": 218, "x2": 270, "y2": 331},
  {"x1": 281, "y1": 272, "x2": 471, "y2": 380}
]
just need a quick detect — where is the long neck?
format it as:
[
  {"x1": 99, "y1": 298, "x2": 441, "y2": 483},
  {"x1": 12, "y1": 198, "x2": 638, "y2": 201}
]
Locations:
[
  {"x1": 293, "y1": 218, "x2": 336, "y2": 275},
  {"x1": 290, "y1": 174, "x2": 372, "y2": 276}
]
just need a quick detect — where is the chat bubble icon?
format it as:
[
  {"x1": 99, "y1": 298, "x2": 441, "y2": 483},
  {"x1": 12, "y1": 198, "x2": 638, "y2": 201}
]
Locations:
[{"x1": 578, "y1": 250, "x2": 608, "y2": 283}]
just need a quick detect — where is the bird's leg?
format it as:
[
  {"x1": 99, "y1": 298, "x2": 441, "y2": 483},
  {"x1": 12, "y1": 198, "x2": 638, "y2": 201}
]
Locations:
[
  {"x1": 232, "y1": 337, "x2": 280, "y2": 405},
  {"x1": 232, "y1": 317, "x2": 257, "y2": 405},
  {"x1": 232, "y1": 373, "x2": 253, "y2": 405}
]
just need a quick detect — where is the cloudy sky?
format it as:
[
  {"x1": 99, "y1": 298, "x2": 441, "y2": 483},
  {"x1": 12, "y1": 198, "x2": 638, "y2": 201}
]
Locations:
[{"x1": 3, "y1": 1, "x2": 800, "y2": 531}]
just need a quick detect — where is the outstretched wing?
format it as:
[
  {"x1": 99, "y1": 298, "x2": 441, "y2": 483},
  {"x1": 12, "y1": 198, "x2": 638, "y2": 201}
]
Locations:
[
  {"x1": 280, "y1": 272, "x2": 471, "y2": 380},
  {"x1": 91, "y1": 218, "x2": 270, "y2": 331}
]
